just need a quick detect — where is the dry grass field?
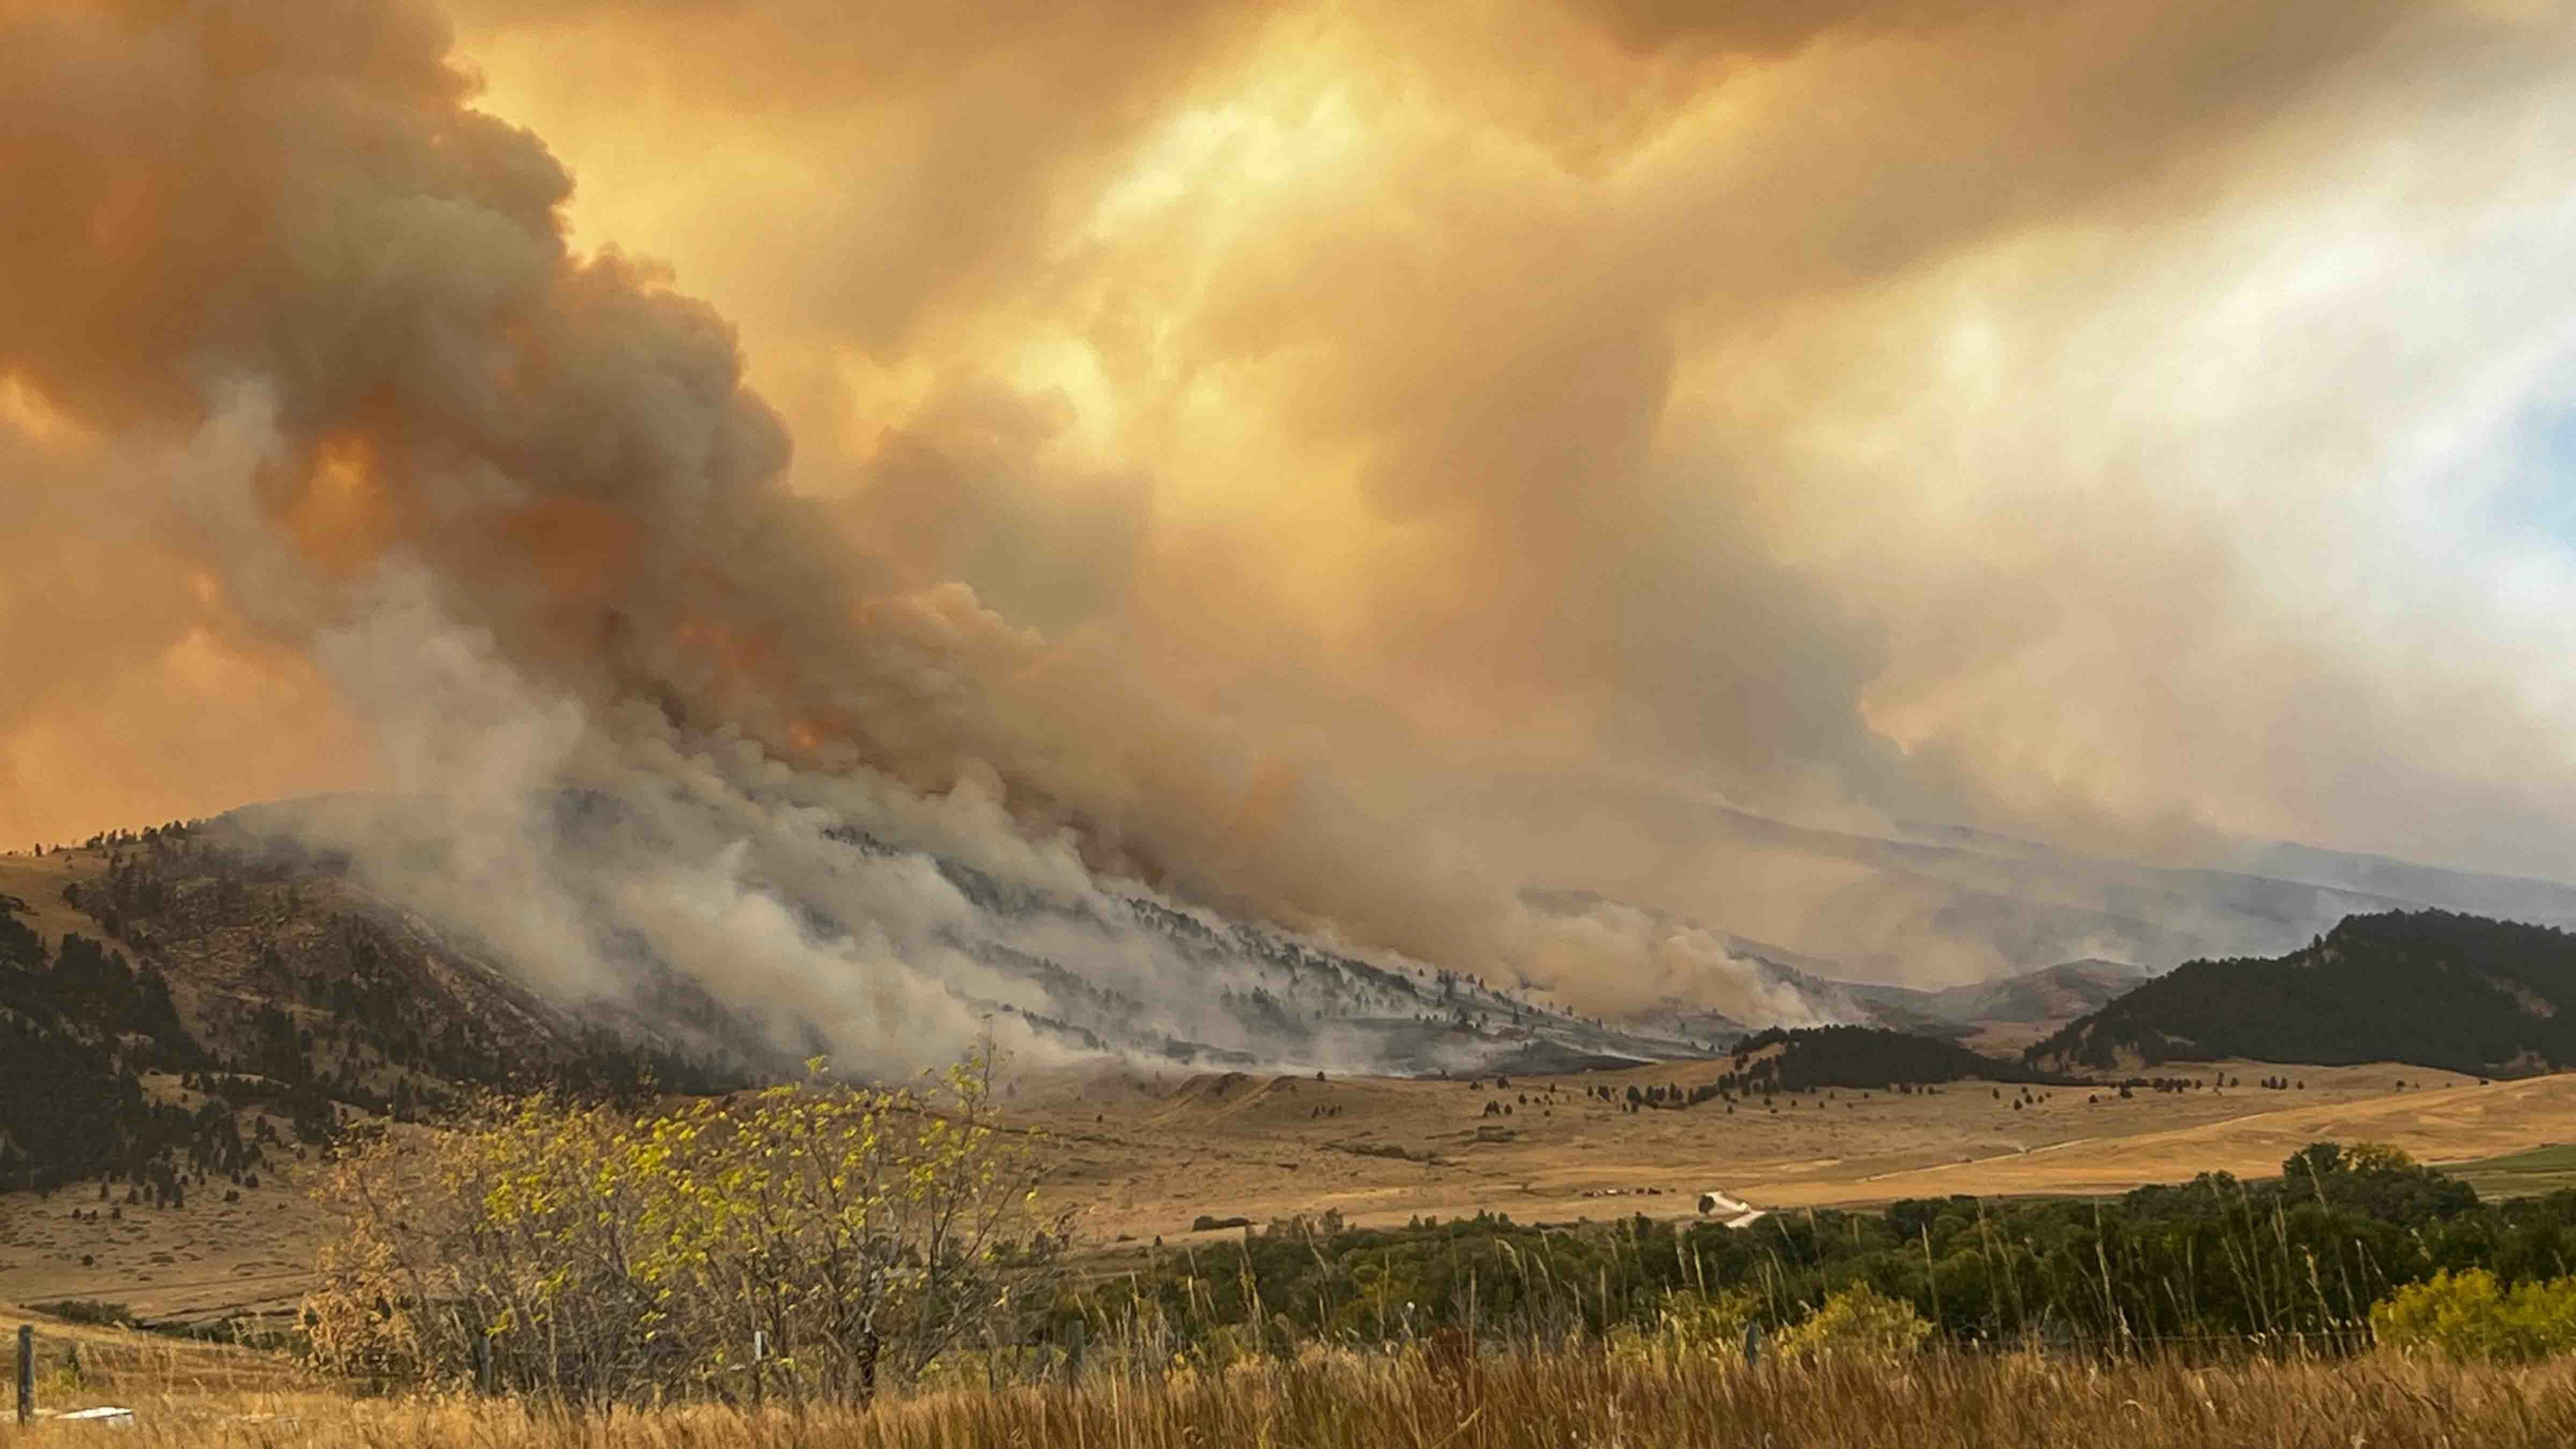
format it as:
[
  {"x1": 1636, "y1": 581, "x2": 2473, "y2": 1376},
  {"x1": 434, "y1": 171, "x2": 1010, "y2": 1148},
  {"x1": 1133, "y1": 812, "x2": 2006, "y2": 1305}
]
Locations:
[
  {"x1": 0, "y1": 1299, "x2": 327, "y2": 1437},
  {"x1": 5, "y1": 1326, "x2": 2576, "y2": 1448},
  {"x1": 998, "y1": 1056, "x2": 2552, "y2": 1246},
  {"x1": 0, "y1": 853, "x2": 106, "y2": 960},
  {"x1": 0, "y1": 1093, "x2": 341, "y2": 1330}
]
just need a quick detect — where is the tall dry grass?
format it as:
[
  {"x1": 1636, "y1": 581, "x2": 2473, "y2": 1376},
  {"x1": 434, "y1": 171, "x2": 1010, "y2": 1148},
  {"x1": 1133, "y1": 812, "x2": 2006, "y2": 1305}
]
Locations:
[
  {"x1": 9, "y1": 1345, "x2": 2576, "y2": 1447},
  {"x1": 0, "y1": 1307, "x2": 308, "y2": 1399}
]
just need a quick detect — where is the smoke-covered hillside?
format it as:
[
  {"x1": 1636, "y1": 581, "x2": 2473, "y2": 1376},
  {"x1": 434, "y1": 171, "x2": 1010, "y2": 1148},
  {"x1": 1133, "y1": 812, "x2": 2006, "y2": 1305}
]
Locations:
[
  {"x1": 1530, "y1": 802, "x2": 2576, "y2": 996},
  {"x1": 1833, "y1": 960, "x2": 2151, "y2": 1034},
  {"x1": 28, "y1": 779, "x2": 1723, "y2": 1092}
]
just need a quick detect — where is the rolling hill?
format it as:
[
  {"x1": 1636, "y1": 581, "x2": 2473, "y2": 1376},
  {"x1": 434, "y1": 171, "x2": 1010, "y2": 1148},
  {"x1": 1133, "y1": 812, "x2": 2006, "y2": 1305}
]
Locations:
[
  {"x1": 1836, "y1": 959, "x2": 2153, "y2": 1046},
  {"x1": 1721, "y1": 1024, "x2": 2080, "y2": 1093},
  {"x1": 2030, "y1": 910, "x2": 2576, "y2": 1077},
  {"x1": 1535, "y1": 790, "x2": 2576, "y2": 986},
  {"x1": 1519, "y1": 889, "x2": 2151, "y2": 1046},
  {"x1": 0, "y1": 829, "x2": 739, "y2": 1194}
]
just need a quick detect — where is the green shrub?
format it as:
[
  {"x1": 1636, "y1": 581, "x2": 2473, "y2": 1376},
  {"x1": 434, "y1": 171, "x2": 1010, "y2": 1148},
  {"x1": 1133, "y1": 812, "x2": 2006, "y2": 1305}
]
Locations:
[
  {"x1": 1607, "y1": 1289, "x2": 1761, "y2": 1366},
  {"x1": 2371, "y1": 1269, "x2": 2576, "y2": 1363},
  {"x1": 31, "y1": 1299, "x2": 134, "y2": 1327},
  {"x1": 1779, "y1": 1285, "x2": 1931, "y2": 1364}
]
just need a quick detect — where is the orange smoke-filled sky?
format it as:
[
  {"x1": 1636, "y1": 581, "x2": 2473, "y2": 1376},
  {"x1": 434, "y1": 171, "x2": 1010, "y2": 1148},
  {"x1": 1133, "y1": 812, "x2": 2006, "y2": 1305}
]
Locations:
[{"x1": 8, "y1": 0, "x2": 2576, "y2": 923}]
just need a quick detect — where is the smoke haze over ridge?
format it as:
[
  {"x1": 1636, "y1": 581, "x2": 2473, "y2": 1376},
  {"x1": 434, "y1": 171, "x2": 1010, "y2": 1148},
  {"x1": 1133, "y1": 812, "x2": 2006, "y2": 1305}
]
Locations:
[{"x1": 6, "y1": 0, "x2": 2576, "y2": 1060}]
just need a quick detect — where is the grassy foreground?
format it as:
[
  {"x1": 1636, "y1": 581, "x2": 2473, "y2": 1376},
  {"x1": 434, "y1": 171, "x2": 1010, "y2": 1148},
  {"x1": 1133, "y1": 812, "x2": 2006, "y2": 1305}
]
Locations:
[{"x1": 9, "y1": 1346, "x2": 2576, "y2": 1447}]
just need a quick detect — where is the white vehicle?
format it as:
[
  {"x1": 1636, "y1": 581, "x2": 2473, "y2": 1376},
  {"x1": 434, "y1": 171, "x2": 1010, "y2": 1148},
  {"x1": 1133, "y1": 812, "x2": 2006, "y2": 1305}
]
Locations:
[{"x1": 1695, "y1": 1189, "x2": 1767, "y2": 1228}]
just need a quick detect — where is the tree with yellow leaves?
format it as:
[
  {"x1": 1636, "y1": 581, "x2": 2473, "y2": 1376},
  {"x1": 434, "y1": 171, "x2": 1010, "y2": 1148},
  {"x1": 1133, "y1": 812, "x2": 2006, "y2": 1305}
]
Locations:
[{"x1": 303, "y1": 1046, "x2": 1069, "y2": 1406}]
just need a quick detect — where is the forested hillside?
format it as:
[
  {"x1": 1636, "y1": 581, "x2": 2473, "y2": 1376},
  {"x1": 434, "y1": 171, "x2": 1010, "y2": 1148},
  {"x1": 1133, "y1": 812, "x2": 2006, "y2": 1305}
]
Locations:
[
  {"x1": 1724, "y1": 1024, "x2": 2077, "y2": 1092},
  {"x1": 0, "y1": 826, "x2": 737, "y2": 1193},
  {"x1": 2032, "y1": 910, "x2": 2576, "y2": 1076},
  {"x1": 0, "y1": 891, "x2": 213, "y2": 1193},
  {"x1": 1583, "y1": 1026, "x2": 2075, "y2": 1118}
]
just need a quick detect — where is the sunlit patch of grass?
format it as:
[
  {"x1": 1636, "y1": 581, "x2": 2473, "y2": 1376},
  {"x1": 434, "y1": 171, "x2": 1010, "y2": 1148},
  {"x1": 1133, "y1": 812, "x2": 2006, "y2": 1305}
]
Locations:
[{"x1": 2445, "y1": 1143, "x2": 2576, "y2": 1198}]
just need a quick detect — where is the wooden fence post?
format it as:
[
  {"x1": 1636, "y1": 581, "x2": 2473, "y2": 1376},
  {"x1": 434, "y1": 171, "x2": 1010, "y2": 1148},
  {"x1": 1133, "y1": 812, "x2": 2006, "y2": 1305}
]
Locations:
[
  {"x1": 471, "y1": 1331, "x2": 494, "y2": 1396},
  {"x1": 16, "y1": 1323, "x2": 32, "y2": 1424}
]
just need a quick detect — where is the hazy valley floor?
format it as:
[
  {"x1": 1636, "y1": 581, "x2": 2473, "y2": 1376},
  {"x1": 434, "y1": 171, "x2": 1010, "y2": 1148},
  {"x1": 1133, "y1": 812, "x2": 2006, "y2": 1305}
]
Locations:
[
  {"x1": 1009, "y1": 1057, "x2": 2557, "y2": 1246},
  {"x1": 8, "y1": 1055, "x2": 2572, "y2": 1327}
]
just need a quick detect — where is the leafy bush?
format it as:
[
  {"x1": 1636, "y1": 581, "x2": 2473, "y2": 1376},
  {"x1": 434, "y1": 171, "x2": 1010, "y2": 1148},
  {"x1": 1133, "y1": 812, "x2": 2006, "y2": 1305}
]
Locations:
[
  {"x1": 1778, "y1": 1285, "x2": 1931, "y2": 1364},
  {"x1": 2371, "y1": 1269, "x2": 2576, "y2": 1363},
  {"x1": 1607, "y1": 1289, "x2": 1760, "y2": 1366}
]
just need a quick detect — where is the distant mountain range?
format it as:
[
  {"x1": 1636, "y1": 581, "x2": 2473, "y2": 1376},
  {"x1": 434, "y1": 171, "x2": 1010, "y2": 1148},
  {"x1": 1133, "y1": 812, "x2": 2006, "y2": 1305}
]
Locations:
[
  {"x1": 1536, "y1": 791, "x2": 2576, "y2": 988},
  {"x1": 1836, "y1": 959, "x2": 2154, "y2": 1046},
  {"x1": 1523, "y1": 887, "x2": 2157, "y2": 1046},
  {"x1": 1715, "y1": 908, "x2": 2576, "y2": 1091},
  {"x1": 1518, "y1": 791, "x2": 2576, "y2": 1043}
]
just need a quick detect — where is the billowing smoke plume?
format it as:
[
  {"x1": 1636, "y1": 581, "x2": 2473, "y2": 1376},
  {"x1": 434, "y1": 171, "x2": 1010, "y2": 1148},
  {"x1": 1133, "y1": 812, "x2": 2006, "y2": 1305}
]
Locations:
[
  {"x1": 0, "y1": 0, "x2": 1811, "y2": 1062},
  {"x1": 6, "y1": 0, "x2": 2576, "y2": 1058}
]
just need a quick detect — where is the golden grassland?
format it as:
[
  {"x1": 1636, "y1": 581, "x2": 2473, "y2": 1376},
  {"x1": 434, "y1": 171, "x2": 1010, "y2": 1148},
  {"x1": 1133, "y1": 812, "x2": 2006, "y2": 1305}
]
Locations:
[
  {"x1": 14, "y1": 1059, "x2": 2576, "y2": 1329},
  {"x1": 7, "y1": 1327, "x2": 2576, "y2": 1448},
  {"x1": 1006, "y1": 1058, "x2": 2572, "y2": 1246}
]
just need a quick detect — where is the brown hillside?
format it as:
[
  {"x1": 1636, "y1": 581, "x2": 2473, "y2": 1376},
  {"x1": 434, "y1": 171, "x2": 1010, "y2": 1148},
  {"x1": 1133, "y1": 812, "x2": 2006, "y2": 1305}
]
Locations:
[{"x1": 2, "y1": 842, "x2": 563, "y2": 1089}]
